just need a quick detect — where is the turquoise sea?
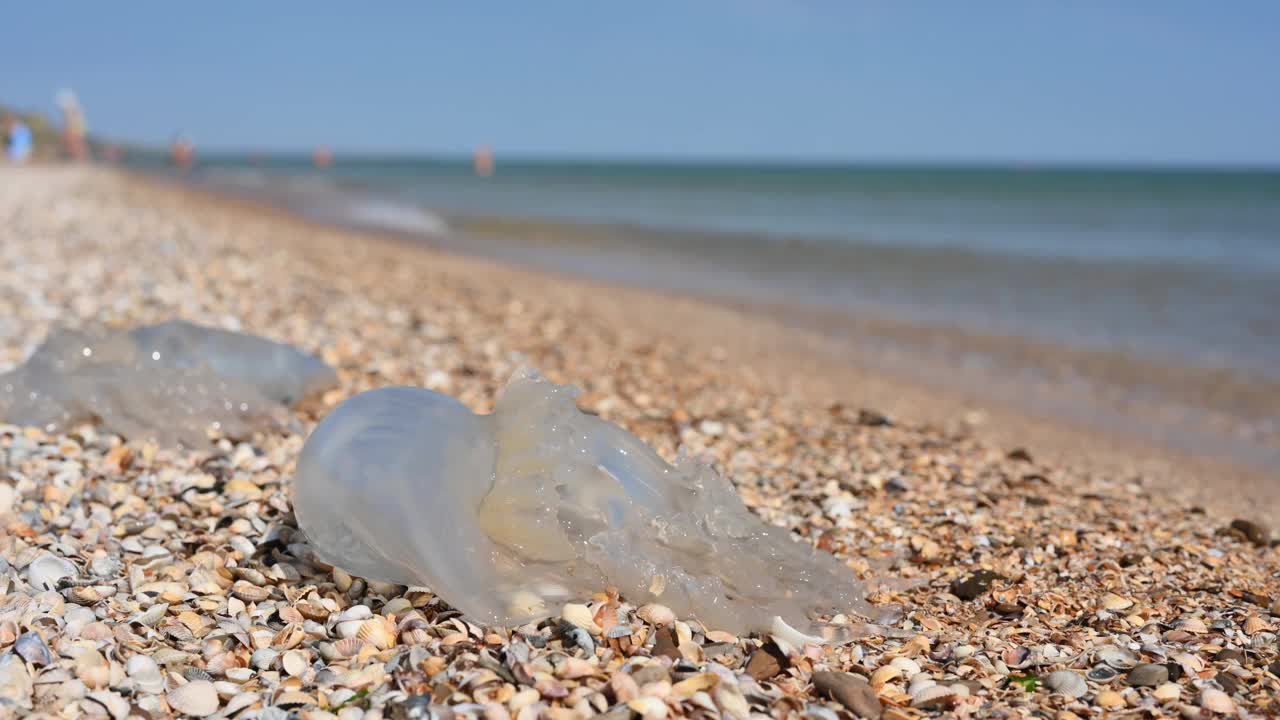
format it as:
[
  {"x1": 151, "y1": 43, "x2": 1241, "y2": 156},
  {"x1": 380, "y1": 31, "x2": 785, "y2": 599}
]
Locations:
[{"x1": 126, "y1": 154, "x2": 1280, "y2": 468}]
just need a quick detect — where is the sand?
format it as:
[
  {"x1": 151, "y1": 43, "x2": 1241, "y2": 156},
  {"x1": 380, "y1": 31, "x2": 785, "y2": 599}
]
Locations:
[{"x1": 0, "y1": 165, "x2": 1277, "y2": 718}]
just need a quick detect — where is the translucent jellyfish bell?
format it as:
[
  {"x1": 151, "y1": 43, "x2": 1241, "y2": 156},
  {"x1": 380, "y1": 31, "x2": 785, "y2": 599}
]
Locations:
[{"x1": 294, "y1": 369, "x2": 894, "y2": 635}]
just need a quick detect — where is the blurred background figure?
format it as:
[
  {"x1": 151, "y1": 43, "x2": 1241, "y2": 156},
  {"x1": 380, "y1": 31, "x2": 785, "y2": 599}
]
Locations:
[
  {"x1": 55, "y1": 89, "x2": 89, "y2": 161},
  {"x1": 473, "y1": 145, "x2": 494, "y2": 177},
  {"x1": 102, "y1": 144, "x2": 125, "y2": 163},
  {"x1": 312, "y1": 145, "x2": 333, "y2": 169},
  {"x1": 170, "y1": 132, "x2": 196, "y2": 171},
  {"x1": 4, "y1": 113, "x2": 33, "y2": 163}
]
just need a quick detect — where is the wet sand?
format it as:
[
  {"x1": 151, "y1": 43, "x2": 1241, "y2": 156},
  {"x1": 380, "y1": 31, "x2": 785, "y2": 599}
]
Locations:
[{"x1": 0, "y1": 165, "x2": 1277, "y2": 718}]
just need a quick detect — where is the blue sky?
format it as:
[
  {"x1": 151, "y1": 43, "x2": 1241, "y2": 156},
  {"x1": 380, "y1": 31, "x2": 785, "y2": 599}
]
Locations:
[{"x1": 5, "y1": 2, "x2": 1278, "y2": 164}]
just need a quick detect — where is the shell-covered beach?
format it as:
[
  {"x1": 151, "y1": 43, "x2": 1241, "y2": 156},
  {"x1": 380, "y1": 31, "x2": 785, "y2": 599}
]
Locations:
[{"x1": 1, "y1": 166, "x2": 1277, "y2": 718}]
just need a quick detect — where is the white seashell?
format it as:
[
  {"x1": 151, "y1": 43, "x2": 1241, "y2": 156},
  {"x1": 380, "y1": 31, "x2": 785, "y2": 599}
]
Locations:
[
  {"x1": 126, "y1": 654, "x2": 166, "y2": 695},
  {"x1": 250, "y1": 648, "x2": 279, "y2": 670},
  {"x1": 911, "y1": 684, "x2": 957, "y2": 709},
  {"x1": 561, "y1": 603, "x2": 601, "y2": 633},
  {"x1": 86, "y1": 690, "x2": 131, "y2": 720},
  {"x1": 1152, "y1": 683, "x2": 1181, "y2": 702},
  {"x1": 281, "y1": 650, "x2": 308, "y2": 677},
  {"x1": 25, "y1": 553, "x2": 77, "y2": 591},
  {"x1": 889, "y1": 657, "x2": 922, "y2": 675},
  {"x1": 769, "y1": 615, "x2": 826, "y2": 656},
  {"x1": 1043, "y1": 670, "x2": 1087, "y2": 699},
  {"x1": 636, "y1": 604, "x2": 675, "y2": 627},
  {"x1": 1094, "y1": 644, "x2": 1138, "y2": 669},
  {"x1": 1199, "y1": 688, "x2": 1234, "y2": 714},
  {"x1": 73, "y1": 648, "x2": 111, "y2": 689},
  {"x1": 168, "y1": 680, "x2": 221, "y2": 717},
  {"x1": 0, "y1": 653, "x2": 33, "y2": 707}
]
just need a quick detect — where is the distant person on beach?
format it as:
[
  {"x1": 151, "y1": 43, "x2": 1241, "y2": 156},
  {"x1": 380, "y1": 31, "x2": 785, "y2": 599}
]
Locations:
[
  {"x1": 170, "y1": 133, "x2": 196, "y2": 171},
  {"x1": 4, "y1": 114, "x2": 33, "y2": 163},
  {"x1": 56, "y1": 89, "x2": 89, "y2": 161},
  {"x1": 473, "y1": 145, "x2": 494, "y2": 177},
  {"x1": 313, "y1": 145, "x2": 333, "y2": 169}
]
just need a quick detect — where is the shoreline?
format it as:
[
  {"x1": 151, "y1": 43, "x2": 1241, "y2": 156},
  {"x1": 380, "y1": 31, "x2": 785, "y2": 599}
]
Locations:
[{"x1": 126, "y1": 167, "x2": 1278, "y2": 517}]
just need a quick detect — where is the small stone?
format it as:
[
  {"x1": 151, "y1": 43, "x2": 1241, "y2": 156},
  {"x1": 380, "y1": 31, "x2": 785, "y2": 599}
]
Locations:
[
  {"x1": 1229, "y1": 519, "x2": 1268, "y2": 546},
  {"x1": 1007, "y1": 447, "x2": 1033, "y2": 462},
  {"x1": 1213, "y1": 648, "x2": 1245, "y2": 664},
  {"x1": 652, "y1": 626, "x2": 681, "y2": 661},
  {"x1": 1127, "y1": 664, "x2": 1169, "y2": 687},
  {"x1": 744, "y1": 642, "x2": 788, "y2": 681},
  {"x1": 949, "y1": 570, "x2": 1003, "y2": 600},
  {"x1": 856, "y1": 409, "x2": 892, "y2": 427},
  {"x1": 812, "y1": 671, "x2": 881, "y2": 719}
]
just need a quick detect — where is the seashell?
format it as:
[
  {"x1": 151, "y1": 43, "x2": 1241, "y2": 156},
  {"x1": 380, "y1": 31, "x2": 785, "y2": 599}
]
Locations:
[
  {"x1": 296, "y1": 601, "x2": 330, "y2": 622},
  {"x1": 1100, "y1": 593, "x2": 1133, "y2": 611},
  {"x1": 86, "y1": 690, "x2": 131, "y2": 720},
  {"x1": 14, "y1": 632, "x2": 53, "y2": 666},
  {"x1": 274, "y1": 689, "x2": 318, "y2": 707},
  {"x1": 1172, "y1": 652, "x2": 1205, "y2": 676},
  {"x1": 555, "y1": 657, "x2": 598, "y2": 680},
  {"x1": 1176, "y1": 617, "x2": 1208, "y2": 634},
  {"x1": 168, "y1": 680, "x2": 220, "y2": 717},
  {"x1": 1199, "y1": 688, "x2": 1234, "y2": 714},
  {"x1": 627, "y1": 696, "x2": 669, "y2": 720},
  {"x1": 870, "y1": 665, "x2": 902, "y2": 688},
  {"x1": 25, "y1": 553, "x2": 77, "y2": 591},
  {"x1": 1094, "y1": 644, "x2": 1138, "y2": 669},
  {"x1": 231, "y1": 581, "x2": 271, "y2": 602},
  {"x1": 561, "y1": 603, "x2": 601, "y2": 633},
  {"x1": 356, "y1": 617, "x2": 395, "y2": 650},
  {"x1": 1085, "y1": 665, "x2": 1117, "y2": 683},
  {"x1": 223, "y1": 692, "x2": 261, "y2": 716},
  {"x1": 281, "y1": 650, "x2": 308, "y2": 677},
  {"x1": 0, "y1": 653, "x2": 33, "y2": 707},
  {"x1": 334, "y1": 637, "x2": 367, "y2": 657},
  {"x1": 127, "y1": 654, "x2": 166, "y2": 695},
  {"x1": 636, "y1": 604, "x2": 675, "y2": 627},
  {"x1": 1243, "y1": 616, "x2": 1271, "y2": 635},
  {"x1": 132, "y1": 602, "x2": 170, "y2": 627},
  {"x1": 1152, "y1": 683, "x2": 1181, "y2": 702},
  {"x1": 74, "y1": 647, "x2": 111, "y2": 689},
  {"x1": 250, "y1": 648, "x2": 279, "y2": 670},
  {"x1": 908, "y1": 677, "x2": 936, "y2": 701},
  {"x1": 1095, "y1": 689, "x2": 1125, "y2": 709},
  {"x1": 1044, "y1": 670, "x2": 1087, "y2": 699},
  {"x1": 770, "y1": 615, "x2": 826, "y2": 656},
  {"x1": 911, "y1": 684, "x2": 957, "y2": 709},
  {"x1": 889, "y1": 657, "x2": 922, "y2": 675}
]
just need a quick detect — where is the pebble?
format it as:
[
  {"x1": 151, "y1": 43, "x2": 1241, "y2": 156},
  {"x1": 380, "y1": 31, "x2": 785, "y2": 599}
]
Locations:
[
  {"x1": 744, "y1": 643, "x2": 788, "y2": 681},
  {"x1": 949, "y1": 569, "x2": 1003, "y2": 600},
  {"x1": 1229, "y1": 519, "x2": 1269, "y2": 546},
  {"x1": 812, "y1": 671, "x2": 882, "y2": 719},
  {"x1": 1126, "y1": 663, "x2": 1169, "y2": 687}
]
